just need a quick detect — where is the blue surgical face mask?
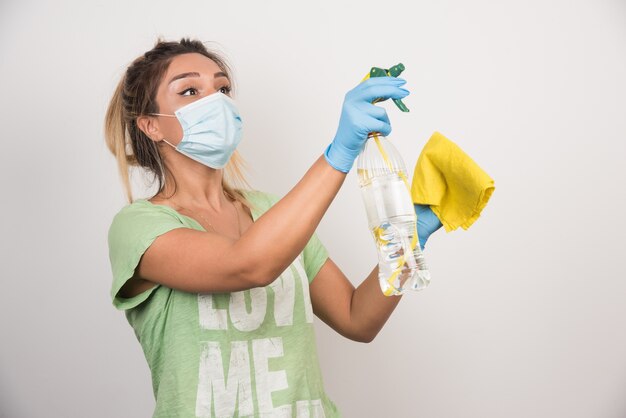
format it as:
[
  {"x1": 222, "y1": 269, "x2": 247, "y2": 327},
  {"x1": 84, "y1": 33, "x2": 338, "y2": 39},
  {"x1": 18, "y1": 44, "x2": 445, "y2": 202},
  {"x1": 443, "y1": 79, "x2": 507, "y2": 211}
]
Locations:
[{"x1": 151, "y1": 92, "x2": 243, "y2": 169}]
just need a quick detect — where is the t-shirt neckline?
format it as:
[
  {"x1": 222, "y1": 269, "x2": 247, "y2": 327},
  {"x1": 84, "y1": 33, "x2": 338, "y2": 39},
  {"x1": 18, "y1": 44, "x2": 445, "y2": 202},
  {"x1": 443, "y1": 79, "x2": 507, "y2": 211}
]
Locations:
[{"x1": 135, "y1": 192, "x2": 260, "y2": 231}]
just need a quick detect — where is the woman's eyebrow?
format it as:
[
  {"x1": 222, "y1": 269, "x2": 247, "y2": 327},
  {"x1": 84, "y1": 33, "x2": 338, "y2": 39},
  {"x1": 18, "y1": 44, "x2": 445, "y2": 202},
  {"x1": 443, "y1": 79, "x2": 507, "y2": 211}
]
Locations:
[
  {"x1": 168, "y1": 72, "x2": 200, "y2": 85},
  {"x1": 168, "y1": 71, "x2": 228, "y2": 85}
]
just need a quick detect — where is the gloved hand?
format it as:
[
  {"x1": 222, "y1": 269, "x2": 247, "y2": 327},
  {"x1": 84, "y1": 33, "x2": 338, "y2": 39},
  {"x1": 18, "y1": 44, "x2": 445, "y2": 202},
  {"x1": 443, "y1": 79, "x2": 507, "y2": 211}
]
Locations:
[
  {"x1": 324, "y1": 77, "x2": 410, "y2": 173},
  {"x1": 415, "y1": 204, "x2": 443, "y2": 251}
]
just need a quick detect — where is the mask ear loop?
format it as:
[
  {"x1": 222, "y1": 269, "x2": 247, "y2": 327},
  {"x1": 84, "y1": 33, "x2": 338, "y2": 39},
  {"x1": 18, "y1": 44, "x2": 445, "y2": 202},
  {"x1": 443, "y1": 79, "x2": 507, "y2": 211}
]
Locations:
[
  {"x1": 148, "y1": 113, "x2": 178, "y2": 150},
  {"x1": 161, "y1": 139, "x2": 176, "y2": 149}
]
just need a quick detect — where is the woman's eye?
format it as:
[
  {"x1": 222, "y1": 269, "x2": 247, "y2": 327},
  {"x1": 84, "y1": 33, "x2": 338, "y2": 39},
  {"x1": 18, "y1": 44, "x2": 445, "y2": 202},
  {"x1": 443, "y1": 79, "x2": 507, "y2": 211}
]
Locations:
[
  {"x1": 180, "y1": 87, "x2": 198, "y2": 96},
  {"x1": 219, "y1": 86, "x2": 232, "y2": 95}
]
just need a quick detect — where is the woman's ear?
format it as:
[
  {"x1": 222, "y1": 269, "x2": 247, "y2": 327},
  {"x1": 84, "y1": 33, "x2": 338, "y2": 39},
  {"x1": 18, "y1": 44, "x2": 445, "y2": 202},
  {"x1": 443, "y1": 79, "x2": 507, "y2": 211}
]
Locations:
[{"x1": 136, "y1": 116, "x2": 161, "y2": 142}]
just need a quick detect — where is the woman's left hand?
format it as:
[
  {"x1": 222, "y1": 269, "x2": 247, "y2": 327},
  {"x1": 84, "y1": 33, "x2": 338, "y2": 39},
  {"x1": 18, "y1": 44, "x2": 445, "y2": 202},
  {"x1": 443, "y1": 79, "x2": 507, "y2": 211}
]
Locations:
[{"x1": 415, "y1": 204, "x2": 443, "y2": 251}]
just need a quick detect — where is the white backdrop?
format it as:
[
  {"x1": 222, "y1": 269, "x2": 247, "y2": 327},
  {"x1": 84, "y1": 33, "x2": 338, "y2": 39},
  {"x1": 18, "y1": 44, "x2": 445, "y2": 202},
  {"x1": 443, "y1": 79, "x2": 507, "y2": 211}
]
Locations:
[{"x1": 1, "y1": 1, "x2": 625, "y2": 417}]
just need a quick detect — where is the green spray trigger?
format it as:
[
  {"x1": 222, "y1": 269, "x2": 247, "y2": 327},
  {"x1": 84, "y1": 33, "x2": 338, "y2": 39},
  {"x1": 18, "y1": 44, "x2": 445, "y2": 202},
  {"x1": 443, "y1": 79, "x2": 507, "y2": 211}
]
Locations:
[{"x1": 368, "y1": 63, "x2": 409, "y2": 112}]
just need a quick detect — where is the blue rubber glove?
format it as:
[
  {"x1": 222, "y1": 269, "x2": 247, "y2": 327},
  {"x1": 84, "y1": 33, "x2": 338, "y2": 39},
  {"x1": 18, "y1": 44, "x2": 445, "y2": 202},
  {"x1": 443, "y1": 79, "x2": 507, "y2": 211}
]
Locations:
[
  {"x1": 415, "y1": 204, "x2": 443, "y2": 251},
  {"x1": 324, "y1": 77, "x2": 410, "y2": 173}
]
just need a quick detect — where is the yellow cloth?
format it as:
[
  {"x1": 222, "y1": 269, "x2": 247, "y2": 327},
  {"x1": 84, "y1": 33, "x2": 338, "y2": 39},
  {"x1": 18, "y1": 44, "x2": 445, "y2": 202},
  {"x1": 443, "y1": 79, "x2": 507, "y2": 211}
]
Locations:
[{"x1": 411, "y1": 131, "x2": 495, "y2": 233}]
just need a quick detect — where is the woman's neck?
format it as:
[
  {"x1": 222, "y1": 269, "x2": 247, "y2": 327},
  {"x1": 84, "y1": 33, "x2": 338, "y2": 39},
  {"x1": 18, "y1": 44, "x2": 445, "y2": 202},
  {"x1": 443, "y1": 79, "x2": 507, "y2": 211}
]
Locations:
[{"x1": 156, "y1": 151, "x2": 230, "y2": 211}]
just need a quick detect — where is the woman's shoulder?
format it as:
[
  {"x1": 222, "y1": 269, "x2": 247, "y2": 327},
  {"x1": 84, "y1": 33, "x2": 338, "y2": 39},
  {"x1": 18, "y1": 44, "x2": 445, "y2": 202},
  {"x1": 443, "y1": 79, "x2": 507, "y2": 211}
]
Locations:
[
  {"x1": 108, "y1": 198, "x2": 185, "y2": 237},
  {"x1": 111, "y1": 198, "x2": 177, "y2": 220},
  {"x1": 240, "y1": 189, "x2": 282, "y2": 208}
]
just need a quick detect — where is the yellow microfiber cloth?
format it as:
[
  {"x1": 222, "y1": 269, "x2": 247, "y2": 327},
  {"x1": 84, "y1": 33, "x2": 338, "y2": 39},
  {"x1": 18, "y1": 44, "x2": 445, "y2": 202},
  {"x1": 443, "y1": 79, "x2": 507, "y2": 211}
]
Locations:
[{"x1": 411, "y1": 131, "x2": 495, "y2": 233}]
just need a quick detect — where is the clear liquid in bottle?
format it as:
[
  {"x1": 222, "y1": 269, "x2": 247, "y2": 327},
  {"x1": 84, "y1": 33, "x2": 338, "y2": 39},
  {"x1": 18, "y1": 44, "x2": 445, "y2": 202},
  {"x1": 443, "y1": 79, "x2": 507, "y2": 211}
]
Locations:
[{"x1": 357, "y1": 133, "x2": 431, "y2": 296}]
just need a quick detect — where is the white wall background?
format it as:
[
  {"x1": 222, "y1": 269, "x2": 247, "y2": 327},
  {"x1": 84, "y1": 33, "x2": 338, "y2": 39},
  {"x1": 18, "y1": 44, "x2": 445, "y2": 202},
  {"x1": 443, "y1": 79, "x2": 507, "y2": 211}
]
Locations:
[{"x1": 1, "y1": 0, "x2": 625, "y2": 417}]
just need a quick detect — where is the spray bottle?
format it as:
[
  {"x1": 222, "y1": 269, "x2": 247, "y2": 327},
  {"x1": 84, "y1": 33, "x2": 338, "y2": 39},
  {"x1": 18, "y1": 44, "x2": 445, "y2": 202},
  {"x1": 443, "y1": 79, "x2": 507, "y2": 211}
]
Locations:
[{"x1": 357, "y1": 64, "x2": 430, "y2": 296}]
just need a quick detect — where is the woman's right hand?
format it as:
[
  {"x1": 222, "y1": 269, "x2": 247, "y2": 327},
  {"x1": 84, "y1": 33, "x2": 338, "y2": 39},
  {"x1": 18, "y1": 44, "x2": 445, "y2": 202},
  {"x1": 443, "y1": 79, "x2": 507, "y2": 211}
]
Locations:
[{"x1": 324, "y1": 77, "x2": 410, "y2": 173}]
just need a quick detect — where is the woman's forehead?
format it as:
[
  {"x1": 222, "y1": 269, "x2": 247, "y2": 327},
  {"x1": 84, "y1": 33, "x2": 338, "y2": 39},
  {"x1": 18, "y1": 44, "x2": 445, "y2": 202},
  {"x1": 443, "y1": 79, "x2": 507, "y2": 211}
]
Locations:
[{"x1": 165, "y1": 53, "x2": 221, "y2": 79}]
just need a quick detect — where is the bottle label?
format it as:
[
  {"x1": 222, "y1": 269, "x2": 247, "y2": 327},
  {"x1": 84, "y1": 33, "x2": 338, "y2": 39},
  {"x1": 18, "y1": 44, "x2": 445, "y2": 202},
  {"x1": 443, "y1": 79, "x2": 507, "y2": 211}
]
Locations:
[{"x1": 360, "y1": 174, "x2": 414, "y2": 228}]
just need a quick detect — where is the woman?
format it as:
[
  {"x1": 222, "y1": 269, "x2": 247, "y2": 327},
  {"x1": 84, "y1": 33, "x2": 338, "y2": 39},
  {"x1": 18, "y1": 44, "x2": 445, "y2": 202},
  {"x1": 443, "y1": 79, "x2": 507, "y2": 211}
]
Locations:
[{"x1": 105, "y1": 38, "x2": 442, "y2": 418}]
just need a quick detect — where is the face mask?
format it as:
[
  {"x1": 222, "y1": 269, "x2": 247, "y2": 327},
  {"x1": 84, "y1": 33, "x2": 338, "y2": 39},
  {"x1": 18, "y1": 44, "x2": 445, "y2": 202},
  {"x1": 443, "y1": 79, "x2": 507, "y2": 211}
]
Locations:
[{"x1": 151, "y1": 92, "x2": 243, "y2": 169}]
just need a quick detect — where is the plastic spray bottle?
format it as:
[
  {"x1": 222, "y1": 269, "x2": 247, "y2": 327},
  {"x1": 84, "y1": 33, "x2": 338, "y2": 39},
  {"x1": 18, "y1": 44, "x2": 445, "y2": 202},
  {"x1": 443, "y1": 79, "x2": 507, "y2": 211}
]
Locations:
[{"x1": 356, "y1": 64, "x2": 430, "y2": 296}]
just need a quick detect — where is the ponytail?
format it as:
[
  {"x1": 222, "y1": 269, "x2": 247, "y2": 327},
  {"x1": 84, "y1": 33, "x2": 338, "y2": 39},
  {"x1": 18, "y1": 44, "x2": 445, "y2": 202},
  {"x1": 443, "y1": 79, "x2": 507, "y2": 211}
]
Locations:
[{"x1": 104, "y1": 77, "x2": 135, "y2": 203}]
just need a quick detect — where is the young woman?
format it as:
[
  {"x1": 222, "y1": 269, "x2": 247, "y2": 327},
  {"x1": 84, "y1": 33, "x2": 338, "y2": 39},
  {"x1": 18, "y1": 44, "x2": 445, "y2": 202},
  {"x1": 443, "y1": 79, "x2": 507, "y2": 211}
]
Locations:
[{"x1": 105, "y1": 38, "x2": 441, "y2": 418}]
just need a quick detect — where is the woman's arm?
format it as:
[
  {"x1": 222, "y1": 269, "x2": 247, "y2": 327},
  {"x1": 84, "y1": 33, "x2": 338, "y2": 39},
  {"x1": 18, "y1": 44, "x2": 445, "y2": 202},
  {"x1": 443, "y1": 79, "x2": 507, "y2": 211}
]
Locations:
[
  {"x1": 309, "y1": 258, "x2": 402, "y2": 343},
  {"x1": 136, "y1": 156, "x2": 345, "y2": 294}
]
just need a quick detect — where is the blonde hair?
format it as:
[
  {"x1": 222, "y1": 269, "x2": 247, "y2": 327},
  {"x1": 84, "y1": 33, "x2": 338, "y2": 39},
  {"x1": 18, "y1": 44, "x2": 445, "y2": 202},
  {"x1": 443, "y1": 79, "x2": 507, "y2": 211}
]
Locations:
[{"x1": 104, "y1": 38, "x2": 253, "y2": 209}]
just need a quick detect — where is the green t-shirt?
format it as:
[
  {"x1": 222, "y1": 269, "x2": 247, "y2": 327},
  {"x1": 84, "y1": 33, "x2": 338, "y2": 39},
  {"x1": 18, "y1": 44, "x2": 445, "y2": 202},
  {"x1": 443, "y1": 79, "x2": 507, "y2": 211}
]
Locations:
[{"x1": 107, "y1": 190, "x2": 341, "y2": 418}]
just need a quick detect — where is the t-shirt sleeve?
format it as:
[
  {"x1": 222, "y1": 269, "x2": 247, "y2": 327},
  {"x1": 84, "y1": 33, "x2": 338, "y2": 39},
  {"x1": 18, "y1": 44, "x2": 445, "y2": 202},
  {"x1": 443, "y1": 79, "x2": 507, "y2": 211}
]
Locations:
[
  {"x1": 302, "y1": 232, "x2": 329, "y2": 284},
  {"x1": 107, "y1": 203, "x2": 187, "y2": 310}
]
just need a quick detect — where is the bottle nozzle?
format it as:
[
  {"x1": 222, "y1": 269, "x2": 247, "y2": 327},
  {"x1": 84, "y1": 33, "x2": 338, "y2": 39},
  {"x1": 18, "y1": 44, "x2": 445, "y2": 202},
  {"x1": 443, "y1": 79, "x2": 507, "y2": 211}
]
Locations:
[{"x1": 365, "y1": 63, "x2": 410, "y2": 112}]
